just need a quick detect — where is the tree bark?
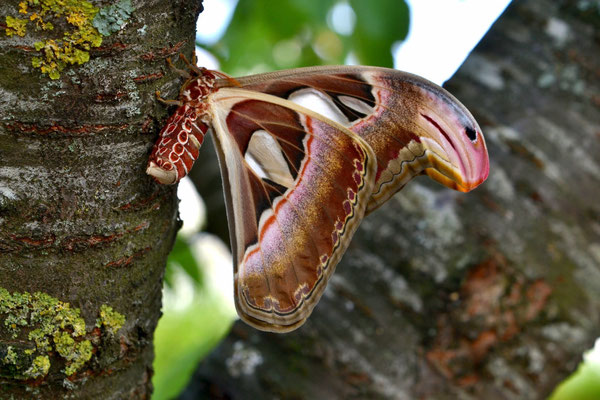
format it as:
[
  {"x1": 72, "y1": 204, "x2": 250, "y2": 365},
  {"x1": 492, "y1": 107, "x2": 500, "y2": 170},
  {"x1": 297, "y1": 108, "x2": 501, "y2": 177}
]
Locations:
[
  {"x1": 185, "y1": 0, "x2": 600, "y2": 399},
  {"x1": 0, "y1": 0, "x2": 201, "y2": 398}
]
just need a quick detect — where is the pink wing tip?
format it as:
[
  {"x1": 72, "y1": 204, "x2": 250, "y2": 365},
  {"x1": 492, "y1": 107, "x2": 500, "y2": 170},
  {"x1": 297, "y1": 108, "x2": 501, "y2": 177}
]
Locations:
[
  {"x1": 459, "y1": 158, "x2": 489, "y2": 192},
  {"x1": 462, "y1": 130, "x2": 490, "y2": 192}
]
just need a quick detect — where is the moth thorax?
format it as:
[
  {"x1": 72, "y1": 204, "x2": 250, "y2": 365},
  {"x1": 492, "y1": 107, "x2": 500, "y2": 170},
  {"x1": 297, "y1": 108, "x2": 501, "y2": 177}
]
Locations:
[{"x1": 182, "y1": 77, "x2": 215, "y2": 102}]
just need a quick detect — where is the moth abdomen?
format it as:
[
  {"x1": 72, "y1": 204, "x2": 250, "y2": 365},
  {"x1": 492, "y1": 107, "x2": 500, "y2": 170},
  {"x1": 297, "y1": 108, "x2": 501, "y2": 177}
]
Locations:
[{"x1": 147, "y1": 104, "x2": 208, "y2": 184}]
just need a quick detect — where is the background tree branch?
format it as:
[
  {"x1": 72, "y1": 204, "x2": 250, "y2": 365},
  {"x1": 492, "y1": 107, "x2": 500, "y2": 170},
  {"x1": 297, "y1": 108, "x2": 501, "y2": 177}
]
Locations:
[{"x1": 185, "y1": 0, "x2": 600, "y2": 398}]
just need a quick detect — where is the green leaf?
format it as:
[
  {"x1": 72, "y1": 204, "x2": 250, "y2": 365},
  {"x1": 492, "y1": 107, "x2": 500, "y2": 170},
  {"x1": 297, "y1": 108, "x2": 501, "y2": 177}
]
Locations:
[
  {"x1": 152, "y1": 239, "x2": 236, "y2": 400},
  {"x1": 204, "y1": 0, "x2": 338, "y2": 74},
  {"x1": 205, "y1": 0, "x2": 409, "y2": 73},
  {"x1": 152, "y1": 292, "x2": 234, "y2": 400},
  {"x1": 164, "y1": 236, "x2": 202, "y2": 287},
  {"x1": 550, "y1": 358, "x2": 600, "y2": 400},
  {"x1": 349, "y1": 0, "x2": 409, "y2": 67}
]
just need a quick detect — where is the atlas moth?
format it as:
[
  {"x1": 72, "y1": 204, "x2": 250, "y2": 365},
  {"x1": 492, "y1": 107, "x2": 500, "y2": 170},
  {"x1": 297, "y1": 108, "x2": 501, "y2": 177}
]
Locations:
[{"x1": 147, "y1": 55, "x2": 489, "y2": 333}]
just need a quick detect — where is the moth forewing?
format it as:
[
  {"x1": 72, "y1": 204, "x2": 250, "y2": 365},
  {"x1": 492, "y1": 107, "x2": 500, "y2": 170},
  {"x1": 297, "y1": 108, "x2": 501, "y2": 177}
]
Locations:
[{"x1": 206, "y1": 88, "x2": 377, "y2": 332}]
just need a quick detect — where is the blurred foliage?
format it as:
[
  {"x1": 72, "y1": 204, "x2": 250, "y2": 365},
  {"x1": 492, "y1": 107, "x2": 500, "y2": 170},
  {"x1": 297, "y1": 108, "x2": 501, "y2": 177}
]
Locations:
[
  {"x1": 202, "y1": 0, "x2": 409, "y2": 75},
  {"x1": 163, "y1": 236, "x2": 203, "y2": 288},
  {"x1": 152, "y1": 235, "x2": 235, "y2": 400},
  {"x1": 550, "y1": 354, "x2": 600, "y2": 400}
]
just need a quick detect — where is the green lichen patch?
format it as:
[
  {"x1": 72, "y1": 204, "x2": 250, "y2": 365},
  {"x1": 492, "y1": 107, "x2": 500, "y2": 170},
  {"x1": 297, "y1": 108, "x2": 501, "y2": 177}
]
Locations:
[
  {"x1": 54, "y1": 331, "x2": 93, "y2": 376},
  {"x1": 5, "y1": 15, "x2": 28, "y2": 37},
  {"x1": 24, "y1": 355, "x2": 50, "y2": 379},
  {"x1": 0, "y1": 288, "x2": 126, "y2": 380},
  {"x1": 4, "y1": 0, "x2": 133, "y2": 79},
  {"x1": 0, "y1": 288, "x2": 31, "y2": 337},
  {"x1": 3, "y1": 346, "x2": 17, "y2": 365},
  {"x1": 96, "y1": 304, "x2": 126, "y2": 336},
  {"x1": 93, "y1": 0, "x2": 134, "y2": 36},
  {"x1": 4, "y1": 0, "x2": 102, "y2": 79}
]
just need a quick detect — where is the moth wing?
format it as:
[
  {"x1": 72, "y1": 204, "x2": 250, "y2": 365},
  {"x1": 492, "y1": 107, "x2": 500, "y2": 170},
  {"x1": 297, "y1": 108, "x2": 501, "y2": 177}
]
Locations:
[
  {"x1": 223, "y1": 66, "x2": 489, "y2": 212},
  {"x1": 206, "y1": 88, "x2": 376, "y2": 332}
]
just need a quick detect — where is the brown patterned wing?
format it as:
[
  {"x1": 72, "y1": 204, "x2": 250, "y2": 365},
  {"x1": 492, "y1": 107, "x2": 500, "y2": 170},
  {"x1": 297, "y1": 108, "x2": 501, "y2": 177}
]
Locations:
[
  {"x1": 206, "y1": 88, "x2": 376, "y2": 332},
  {"x1": 223, "y1": 66, "x2": 489, "y2": 213}
]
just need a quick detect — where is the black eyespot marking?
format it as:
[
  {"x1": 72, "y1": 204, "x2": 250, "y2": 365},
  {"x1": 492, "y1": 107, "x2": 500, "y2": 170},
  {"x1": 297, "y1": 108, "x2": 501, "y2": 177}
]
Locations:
[{"x1": 465, "y1": 126, "x2": 477, "y2": 142}]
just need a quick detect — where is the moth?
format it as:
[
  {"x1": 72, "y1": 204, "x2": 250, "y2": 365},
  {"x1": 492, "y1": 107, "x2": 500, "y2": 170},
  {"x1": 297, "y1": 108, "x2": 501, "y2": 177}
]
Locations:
[{"x1": 147, "y1": 55, "x2": 489, "y2": 332}]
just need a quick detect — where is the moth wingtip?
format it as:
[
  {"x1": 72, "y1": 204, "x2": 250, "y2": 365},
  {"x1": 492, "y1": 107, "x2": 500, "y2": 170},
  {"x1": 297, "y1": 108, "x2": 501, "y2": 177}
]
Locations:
[{"x1": 146, "y1": 161, "x2": 178, "y2": 185}]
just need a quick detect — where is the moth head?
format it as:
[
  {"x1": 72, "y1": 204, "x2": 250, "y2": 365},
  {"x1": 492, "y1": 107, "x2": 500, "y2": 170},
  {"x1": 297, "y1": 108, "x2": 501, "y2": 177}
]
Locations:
[{"x1": 416, "y1": 87, "x2": 489, "y2": 193}]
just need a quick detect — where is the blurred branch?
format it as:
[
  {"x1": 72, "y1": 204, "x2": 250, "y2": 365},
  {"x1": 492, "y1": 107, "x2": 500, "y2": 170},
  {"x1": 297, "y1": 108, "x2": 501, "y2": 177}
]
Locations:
[{"x1": 183, "y1": 0, "x2": 600, "y2": 399}]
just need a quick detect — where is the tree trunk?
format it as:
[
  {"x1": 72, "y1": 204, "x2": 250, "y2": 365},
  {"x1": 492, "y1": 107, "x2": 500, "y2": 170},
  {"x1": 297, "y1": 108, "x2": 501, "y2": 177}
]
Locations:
[
  {"x1": 0, "y1": 0, "x2": 201, "y2": 398},
  {"x1": 185, "y1": 0, "x2": 600, "y2": 399}
]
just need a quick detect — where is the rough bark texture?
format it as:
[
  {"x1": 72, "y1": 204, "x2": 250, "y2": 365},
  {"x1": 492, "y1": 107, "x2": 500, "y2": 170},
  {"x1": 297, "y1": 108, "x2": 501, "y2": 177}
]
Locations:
[
  {"x1": 0, "y1": 0, "x2": 201, "y2": 398},
  {"x1": 185, "y1": 0, "x2": 600, "y2": 399}
]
